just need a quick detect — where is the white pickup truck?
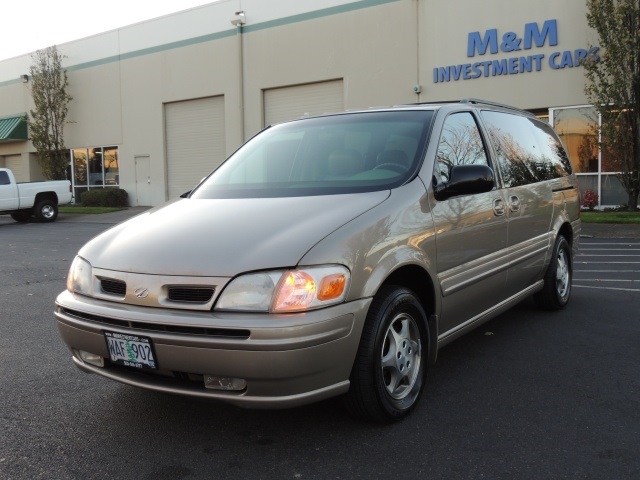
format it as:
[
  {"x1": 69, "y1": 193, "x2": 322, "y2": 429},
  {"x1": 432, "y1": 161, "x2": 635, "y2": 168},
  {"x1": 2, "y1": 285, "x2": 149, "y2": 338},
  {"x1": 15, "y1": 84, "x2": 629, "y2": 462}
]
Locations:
[{"x1": 0, "y1": 168, "x2": 72, "y2": 222}]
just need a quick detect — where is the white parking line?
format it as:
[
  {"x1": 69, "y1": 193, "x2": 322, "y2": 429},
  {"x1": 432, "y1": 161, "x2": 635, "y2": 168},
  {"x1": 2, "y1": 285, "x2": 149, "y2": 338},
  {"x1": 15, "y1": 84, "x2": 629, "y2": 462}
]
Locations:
[
  {"x1": 573, "y1": 279, "x2": 640, "y2": 283},
  {"x1": 575, "y1": 261, "x2": 640, "y2": 264},
  {"x1": 575, "y1": 241, "x2": 640, "y2": 292},
  {"x1": 574, "y1": 284, "x2": 640, "y2": 292},
  {"x1": 581, "y1": 243, "x2": 640, "y2": 246},
  {"x1": 580, "y1": 248, "x2": 640, "y2": 250},
  {"x1": 579, "y1": 251, "x2": 640, "y2": 254},
  {"x1": 576, "y1": 253, "x2": 640, "y2": 257},
  {"x1": 574, "y1": 270, "x2": 640, "y2": 273}
]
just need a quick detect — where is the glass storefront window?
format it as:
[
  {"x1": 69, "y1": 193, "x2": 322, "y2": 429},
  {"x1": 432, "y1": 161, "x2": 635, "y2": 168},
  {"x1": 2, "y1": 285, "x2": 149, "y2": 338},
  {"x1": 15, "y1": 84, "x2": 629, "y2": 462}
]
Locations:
[
  {"x1": 601, "y1": 174, "x2": 628, "y2": 205},
  {"x1": 576, "y1": 174, "x2": 597, "y2": 204},
  {"x1": 73, "y1": 149, "x2": 87, "y2": 187},
  {"x1": 551, "y1": 106, "x2": 632, "y2": 208},
  {"x1": 88, "y1": 148, "x2": 102, "y2": 185},
  {"x1": 71, "y1": 146, "x2": 119, "y2": 200},
  {"x1": 599, "y1": 111, "x2": 632, "y2": 173},
  {"x1": 552, "y1": 107, "x2": 598, "y2": 173},
  {"x1": 104, "y1": 147, "x2": 119, "y2": 185}
]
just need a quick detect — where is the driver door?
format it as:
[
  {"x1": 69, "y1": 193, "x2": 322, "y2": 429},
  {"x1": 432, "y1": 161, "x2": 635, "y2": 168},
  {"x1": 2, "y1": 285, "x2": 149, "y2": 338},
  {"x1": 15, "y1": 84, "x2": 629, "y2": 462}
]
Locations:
[{"x1": 430, "y1": 111, "x2": 509, "y2": 339}]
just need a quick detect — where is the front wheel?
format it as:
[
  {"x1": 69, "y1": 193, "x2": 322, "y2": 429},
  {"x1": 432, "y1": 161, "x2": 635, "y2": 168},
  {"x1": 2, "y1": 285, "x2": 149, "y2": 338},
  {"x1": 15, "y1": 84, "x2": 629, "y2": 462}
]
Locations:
[
  {"x1": 34, "y1": 199, "x2": 58, "y2": 223},
  {"x1": 345, "y1": 286, "x2": 429, "y2": 423},
  {"x1": 534, "y1": 235, "x2": 572, "y2": 310}
]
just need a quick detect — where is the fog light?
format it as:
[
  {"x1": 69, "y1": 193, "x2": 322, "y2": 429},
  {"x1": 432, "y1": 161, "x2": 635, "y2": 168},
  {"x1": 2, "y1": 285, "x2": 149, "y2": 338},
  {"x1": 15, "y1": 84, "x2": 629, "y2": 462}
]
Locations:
[
  {"x1": 77, "y1": 350, "x2": 104, "y2": 367},
  {"x1": 204, "y1": 375, "x2": 246, "y2": 391}
]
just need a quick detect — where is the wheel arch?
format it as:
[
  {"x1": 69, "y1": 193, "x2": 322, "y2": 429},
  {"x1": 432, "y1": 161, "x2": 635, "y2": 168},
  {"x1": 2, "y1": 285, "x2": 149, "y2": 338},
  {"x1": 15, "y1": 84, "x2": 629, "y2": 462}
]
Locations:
[
  {"x1": 557, "y1": 221, "x2": 573, "y2": 247},
  {"x1": 34, "y1": 191, "x2": 59, "y2": 205},
  {"x1": 374, "y1": 263, "x2": 439, "y2": 365}
]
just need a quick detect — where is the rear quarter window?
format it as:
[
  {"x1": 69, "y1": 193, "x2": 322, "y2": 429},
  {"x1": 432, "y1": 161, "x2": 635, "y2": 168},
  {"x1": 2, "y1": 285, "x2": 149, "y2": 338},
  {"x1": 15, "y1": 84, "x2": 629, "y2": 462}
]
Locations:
[{"x1": 481, "y1": 110, "x2": 572, "y2": 187}]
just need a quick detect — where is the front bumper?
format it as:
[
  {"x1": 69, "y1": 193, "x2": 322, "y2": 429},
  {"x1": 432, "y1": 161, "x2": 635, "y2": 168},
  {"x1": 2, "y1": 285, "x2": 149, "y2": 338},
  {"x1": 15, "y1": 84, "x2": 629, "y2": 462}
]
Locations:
[{"x1": 55, "y1": 290, "x2": 371, "y2": 408}]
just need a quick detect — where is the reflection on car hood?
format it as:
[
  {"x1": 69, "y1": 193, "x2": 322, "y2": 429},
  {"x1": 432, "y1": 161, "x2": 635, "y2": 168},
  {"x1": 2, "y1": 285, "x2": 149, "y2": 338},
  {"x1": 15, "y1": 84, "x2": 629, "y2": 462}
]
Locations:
[{"x1": 79, "y1": 193, "x2": 389, "y2": 276}]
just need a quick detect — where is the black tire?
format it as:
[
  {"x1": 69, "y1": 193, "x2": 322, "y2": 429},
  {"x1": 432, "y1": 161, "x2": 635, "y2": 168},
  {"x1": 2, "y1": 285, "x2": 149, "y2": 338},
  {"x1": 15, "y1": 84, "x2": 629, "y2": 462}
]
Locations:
[
  {"x1": 345, "y1": 285, "x2": 429, "y2": 423},
  {"x1": 534, "y1": 235, "x2": 572, "y2": 310},
  {"x1": 10, "y1": 211, "x2": 32, "y2": 222},
  {"x1": 33, "y1": 199, "x2": 58, "y2": 223}
]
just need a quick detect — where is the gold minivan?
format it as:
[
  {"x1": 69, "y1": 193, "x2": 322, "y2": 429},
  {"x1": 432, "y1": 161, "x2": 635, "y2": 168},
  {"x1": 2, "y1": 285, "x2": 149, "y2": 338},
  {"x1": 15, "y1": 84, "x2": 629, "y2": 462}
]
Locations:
[{"x1": 56, "y1": 99, "x2": 580, "y2": 422}]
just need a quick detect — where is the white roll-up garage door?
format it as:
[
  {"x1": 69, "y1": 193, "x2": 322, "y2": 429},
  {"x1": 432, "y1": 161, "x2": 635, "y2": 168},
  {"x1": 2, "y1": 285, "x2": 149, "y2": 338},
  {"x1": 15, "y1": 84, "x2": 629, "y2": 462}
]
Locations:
[
  {"x1": 165, "y1": 96, "x2": 225, "y2": 199},
  {"x1": 263, "y1": 79, "x2": 344, "y2": 127},
  {"x1": 5, "y1": 155, "x2": 25, "y2": 182}
]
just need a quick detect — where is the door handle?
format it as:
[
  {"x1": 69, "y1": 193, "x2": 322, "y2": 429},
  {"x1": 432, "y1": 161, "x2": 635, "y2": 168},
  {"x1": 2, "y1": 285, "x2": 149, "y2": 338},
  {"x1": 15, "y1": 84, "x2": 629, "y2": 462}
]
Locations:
[
  {"x1": 509, "y1": 195, "x2": 521, "y2": 212},
  {"x1": 493, "y1": 198, "x2": 505, "y2": 216}
]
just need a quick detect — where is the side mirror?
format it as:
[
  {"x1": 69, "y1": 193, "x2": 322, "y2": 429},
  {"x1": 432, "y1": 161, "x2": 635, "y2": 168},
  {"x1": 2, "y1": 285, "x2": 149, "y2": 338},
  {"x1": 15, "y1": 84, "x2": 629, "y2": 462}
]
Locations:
[{"x1": 434, "y1": 164, "x2": 495, "y2": 201}]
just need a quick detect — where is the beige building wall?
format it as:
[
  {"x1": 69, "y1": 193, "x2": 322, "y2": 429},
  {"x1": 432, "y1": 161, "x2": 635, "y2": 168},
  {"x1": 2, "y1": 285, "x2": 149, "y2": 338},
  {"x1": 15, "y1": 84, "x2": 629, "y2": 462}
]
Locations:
[
  {"x1": 0, "y1": 0, "x2": 594, "y2": 206},
  {"x1": 115, "y1": 36, "x2": 242, "y2": 205},
  {"x1": 242, "y1": 0, "x2": 419, "y2": 138},
  {"x1": 420, "y1": 0, "x2": 593, "y2": 108}
]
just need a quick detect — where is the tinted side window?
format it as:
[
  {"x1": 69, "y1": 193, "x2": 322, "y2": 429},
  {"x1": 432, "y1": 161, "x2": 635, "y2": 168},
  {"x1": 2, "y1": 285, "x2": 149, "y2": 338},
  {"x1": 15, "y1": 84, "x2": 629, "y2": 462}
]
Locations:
[
  {"x1": 436, "y1": 112, "x2": 489, "y2": 182},
  {"x1": 481, "y1": 111, "x2": 571, "y2": 187},
  {"x1": 0, "y1": 171, "x2": 10, "y2": 185},
  {"x1": 530, "y1": 120, "x2": 573, "y2": 177}
]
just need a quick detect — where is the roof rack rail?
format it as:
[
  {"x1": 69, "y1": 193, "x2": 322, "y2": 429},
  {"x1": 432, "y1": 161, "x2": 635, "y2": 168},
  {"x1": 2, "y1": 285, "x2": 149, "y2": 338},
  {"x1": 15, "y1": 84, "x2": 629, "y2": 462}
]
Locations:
[
  {"x1": 394, "y1": 100, "x2": 459, "y2": 107},
  {"x1": 460, "y1": 98, "x2": 535, "y2": 116}
]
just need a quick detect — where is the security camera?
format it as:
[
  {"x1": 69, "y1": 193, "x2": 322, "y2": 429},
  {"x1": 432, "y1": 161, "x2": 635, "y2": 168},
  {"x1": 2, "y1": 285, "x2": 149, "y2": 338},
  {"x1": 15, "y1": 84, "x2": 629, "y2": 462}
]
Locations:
[{"x1": 231, "y1": 11, "x2": 246, "y2": 26}]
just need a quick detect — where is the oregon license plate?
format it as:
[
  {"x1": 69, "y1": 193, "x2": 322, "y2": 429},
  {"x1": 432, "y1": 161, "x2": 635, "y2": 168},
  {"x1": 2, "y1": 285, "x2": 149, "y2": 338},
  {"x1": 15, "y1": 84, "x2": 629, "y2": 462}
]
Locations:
[{"x1": 104, "y1": 331, "x2": 157, "y2": 370}]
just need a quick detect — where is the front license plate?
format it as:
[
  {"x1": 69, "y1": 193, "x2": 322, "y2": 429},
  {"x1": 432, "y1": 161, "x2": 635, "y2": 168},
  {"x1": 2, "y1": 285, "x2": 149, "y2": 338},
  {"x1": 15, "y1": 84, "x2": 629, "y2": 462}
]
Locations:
[{"x1": 104, "y1": 331, "x2": 157, "y2": 370}]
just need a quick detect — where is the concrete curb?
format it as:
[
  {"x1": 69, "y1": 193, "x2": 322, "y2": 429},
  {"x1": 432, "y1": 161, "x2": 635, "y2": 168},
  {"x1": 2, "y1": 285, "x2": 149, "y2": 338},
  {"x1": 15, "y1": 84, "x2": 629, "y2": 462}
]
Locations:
[
  {"x1": 580, "y1": 223, "x2": 640, "y2": 239},
  {"x1": 55, "y1": 206, "x2": 151, "y2": 225}
]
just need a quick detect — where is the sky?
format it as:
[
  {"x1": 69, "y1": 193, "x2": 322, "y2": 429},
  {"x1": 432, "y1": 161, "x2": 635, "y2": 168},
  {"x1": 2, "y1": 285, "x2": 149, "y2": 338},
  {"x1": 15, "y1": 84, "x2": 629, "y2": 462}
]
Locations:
[{"x1": 1, "y1": 0, "x2": 216, "y2": 61}]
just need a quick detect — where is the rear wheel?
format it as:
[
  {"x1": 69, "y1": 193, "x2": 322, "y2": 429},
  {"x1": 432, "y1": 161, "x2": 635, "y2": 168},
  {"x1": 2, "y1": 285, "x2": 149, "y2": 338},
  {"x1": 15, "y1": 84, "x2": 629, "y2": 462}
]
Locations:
[
  {"x1": 10, "y1": 210, "x2": 32, "y2": 222},
  {"x1": 534, "y1": 235, "x2": 572, "y2": 310},
  {"x1": 345, "y1": 285, "x2": 429, "y2": 423},
  {"x1": 34, "y1": 199, "x2": 58, "y2": 223}
]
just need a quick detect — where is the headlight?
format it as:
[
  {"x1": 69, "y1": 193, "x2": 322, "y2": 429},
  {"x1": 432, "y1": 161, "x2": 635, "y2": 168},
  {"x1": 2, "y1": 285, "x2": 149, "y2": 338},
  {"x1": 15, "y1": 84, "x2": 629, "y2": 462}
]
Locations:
[
  {"x1": 67, "y1": 256, "x2": 93, "y2": 296},
  {"x1": 215, "y1": 265, "x2": 350, "y2": 313}
]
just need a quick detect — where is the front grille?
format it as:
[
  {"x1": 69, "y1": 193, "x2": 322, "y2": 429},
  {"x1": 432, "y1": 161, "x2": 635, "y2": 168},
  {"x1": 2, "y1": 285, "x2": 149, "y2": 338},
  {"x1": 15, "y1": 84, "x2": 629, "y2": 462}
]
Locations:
[
  {"x1": 168, "y1": 287, "x2": 215, "y2": 303},
  {"x1": 100, "y1": 278, "x2": 126, "y2": 296},
  {"x1": 61, "y1": 307, "x2": 250, "y2": 339}
]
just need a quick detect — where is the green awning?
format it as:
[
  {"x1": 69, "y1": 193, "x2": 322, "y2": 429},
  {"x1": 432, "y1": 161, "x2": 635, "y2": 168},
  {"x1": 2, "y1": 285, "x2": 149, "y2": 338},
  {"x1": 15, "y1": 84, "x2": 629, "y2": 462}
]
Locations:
[{"x1": 0, "y1": 114, "x2": 28, "y2": 143}]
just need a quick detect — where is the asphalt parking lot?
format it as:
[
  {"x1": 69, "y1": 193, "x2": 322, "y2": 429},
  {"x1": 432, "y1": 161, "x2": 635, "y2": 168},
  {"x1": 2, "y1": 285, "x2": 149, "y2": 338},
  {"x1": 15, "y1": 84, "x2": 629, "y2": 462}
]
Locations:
[{"x1": 1, "y1": 211, "x2": 639, "y2": 479}]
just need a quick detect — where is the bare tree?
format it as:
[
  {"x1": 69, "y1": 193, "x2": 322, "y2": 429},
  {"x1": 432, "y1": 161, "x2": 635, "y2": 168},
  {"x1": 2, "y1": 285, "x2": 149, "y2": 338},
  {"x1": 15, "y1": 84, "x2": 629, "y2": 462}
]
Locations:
[{"x1": 28, "y1": 46, "x2": 72, "y2": 180}]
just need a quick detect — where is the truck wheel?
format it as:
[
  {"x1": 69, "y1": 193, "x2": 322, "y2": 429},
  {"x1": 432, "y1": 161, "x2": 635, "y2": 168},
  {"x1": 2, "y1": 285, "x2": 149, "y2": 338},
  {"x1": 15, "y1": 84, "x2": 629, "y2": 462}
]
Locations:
[
  {"x1": 345, "y1": 285, "x2": 429, "y2": 423},
  {"x1": 34, "y1": 199, "x2": 58, "y2": 223},
  {"x1": 534, "y1": 235, "x2": 572, "y2": 310},
  {"x1": 11, "y1": 211, "x2": 32, "y2": 222}
]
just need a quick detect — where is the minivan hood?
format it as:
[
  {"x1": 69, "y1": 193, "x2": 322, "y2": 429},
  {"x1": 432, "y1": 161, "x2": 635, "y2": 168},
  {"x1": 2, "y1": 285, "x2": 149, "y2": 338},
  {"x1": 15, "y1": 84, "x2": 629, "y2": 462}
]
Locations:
[{"x1": 79, "y1": 193, "x2": 389, "y2": 276}]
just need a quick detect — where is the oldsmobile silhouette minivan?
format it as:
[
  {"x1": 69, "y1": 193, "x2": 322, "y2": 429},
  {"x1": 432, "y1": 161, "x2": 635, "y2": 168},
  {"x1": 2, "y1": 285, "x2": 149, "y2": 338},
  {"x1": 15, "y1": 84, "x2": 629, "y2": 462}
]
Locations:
[{"x1": 56, "y1": 99, "x2": 580, "y2": 422}]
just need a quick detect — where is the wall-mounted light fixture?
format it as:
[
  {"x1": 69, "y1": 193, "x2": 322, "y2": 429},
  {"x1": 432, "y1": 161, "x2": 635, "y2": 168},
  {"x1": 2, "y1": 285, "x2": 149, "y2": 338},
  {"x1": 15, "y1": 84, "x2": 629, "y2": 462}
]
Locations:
[
  {"x1": 20, "y1": 74, "x2": 29, "y2": 83},
  {"x1": 231, "y1": 11, "x2": 246, "y2": 26}
]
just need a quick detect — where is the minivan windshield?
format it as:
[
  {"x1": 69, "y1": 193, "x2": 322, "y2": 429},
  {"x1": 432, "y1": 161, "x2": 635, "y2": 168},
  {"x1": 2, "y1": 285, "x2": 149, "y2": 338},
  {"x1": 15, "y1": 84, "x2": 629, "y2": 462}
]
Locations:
[{"x1": 190, "y1": 110, "x2": 434, "y2": 198}]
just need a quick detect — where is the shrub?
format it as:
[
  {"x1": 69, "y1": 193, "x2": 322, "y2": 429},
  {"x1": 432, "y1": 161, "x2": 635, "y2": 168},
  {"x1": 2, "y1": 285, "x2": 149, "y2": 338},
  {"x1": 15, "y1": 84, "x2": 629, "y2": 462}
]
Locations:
[
  {"x1": 583, "y1": 189, "x2": 599, "y2": 210},
  {"x1": 79, "y1": 188, "x2": 129, "y2": 207}
]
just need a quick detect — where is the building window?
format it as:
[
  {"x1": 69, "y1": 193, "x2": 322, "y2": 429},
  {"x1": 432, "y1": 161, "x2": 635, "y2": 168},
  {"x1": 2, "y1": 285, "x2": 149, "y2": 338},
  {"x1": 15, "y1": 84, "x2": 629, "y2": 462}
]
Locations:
[
  {"x1": 550, "y1": 106, "x2": 626, "y2": 208},
  {"x1": 71, "y1": 146, "x2": 119, "y2": 200},
  {"x1": 552, "y1": 106, "x2": 598, "y2": 173}
]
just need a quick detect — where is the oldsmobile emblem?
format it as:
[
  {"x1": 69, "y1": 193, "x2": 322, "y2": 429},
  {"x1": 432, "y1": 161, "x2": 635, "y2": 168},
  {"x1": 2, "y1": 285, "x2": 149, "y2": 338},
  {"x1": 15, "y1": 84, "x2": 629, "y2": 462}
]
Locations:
[{"x1": 134, "y1": 288, "x2": 149, "y2": 299}]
